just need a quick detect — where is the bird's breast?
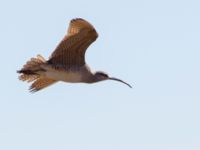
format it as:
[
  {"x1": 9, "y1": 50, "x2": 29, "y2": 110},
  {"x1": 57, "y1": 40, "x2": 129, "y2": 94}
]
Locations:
[{"x1": 45, "y1": 69, "x2": 82, "y2": 83}]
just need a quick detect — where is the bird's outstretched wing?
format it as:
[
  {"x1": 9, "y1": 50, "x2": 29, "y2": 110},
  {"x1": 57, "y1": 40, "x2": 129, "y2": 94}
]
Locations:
[{"x1": 48, "y1": 18, "x2": 98, "y2": 68}]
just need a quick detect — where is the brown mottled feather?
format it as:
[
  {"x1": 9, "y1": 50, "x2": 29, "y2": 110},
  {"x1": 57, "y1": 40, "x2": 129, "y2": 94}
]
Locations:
[
  {"x1": 30, "y1": 77, "x2": 57, "y2": 92},
  {"x1": 48, "y1": 18, "x2": 98, "y2": 67},
  {"x1": 19, "y1": 74, "x2": 39, "y2": 83},
  {"x1": 18, "y1": 55, "x2": 46, "y2": 83},
  {"x1": 67, "y1": 18, "x2": 96, "y2": 36}
]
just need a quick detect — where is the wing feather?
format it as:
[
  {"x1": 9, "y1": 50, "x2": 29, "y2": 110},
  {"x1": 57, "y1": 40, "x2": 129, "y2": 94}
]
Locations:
[{"x1": 48, "y1": 18, "x2": 98, "y2": 67}]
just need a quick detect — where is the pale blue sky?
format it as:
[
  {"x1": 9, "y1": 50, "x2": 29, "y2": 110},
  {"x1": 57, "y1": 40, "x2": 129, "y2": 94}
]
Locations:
[{"x1": 0, "y1": 0, "x2": 200, "y2": 150}]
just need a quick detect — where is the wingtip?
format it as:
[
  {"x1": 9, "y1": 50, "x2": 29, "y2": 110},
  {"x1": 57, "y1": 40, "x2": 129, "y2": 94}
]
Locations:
[{"x1": 71, "y1": 18, "x2": 84, "y2": 22}]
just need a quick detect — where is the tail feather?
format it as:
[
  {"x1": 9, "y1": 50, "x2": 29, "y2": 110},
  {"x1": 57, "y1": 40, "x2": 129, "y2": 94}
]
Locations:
[
  {"x1": 29, "y1": 77, "x2": 57, "y2": 92},
  {"x1": 17, "y1": 55, "x2": 46, "y2": 82},
  {"x1": 17, "y1": 70, "x2": 37, "y2": 75},
  {"x1": 18, "y1": 74, "x2": 39, "y2": 83}
]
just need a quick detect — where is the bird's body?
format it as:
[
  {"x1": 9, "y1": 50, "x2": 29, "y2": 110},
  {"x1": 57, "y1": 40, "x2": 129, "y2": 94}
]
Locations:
[
  {"x1": 17, "y1": 18, "x2": 131, "y2": 92},
  {"x1": 41, "y1": 63, "x2": 92, "y2": 83},
  {"x1": 45, "y1": 68, "x2": 83, "y2": 83}
]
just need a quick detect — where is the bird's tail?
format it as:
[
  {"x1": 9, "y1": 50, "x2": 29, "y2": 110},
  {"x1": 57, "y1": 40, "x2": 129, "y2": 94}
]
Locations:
[{"x1": 17, "y1": 55, "x2": 46, "y2": 82}]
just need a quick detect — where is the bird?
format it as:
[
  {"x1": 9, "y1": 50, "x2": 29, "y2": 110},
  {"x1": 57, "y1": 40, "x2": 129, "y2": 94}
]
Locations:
[{"x1": 17, "y1": 18, "x2": 132, "y2": 92}]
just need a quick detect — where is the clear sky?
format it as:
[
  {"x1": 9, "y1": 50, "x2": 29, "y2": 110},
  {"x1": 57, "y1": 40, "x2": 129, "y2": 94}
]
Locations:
[{"x1": 0, "y1": 0, "x2": 200, "y2": 150}]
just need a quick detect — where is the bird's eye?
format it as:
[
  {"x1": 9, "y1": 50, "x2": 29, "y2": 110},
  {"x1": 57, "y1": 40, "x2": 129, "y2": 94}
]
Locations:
[
  {"x1": 96, "y1": 71, "x2": 108, "y2": 77},
  {"x1": 97, "y1": 72, "x2": 108, "y2": 78},
  {"x1": 102, "y1": 74, "x2": 108, "y2": 78}
]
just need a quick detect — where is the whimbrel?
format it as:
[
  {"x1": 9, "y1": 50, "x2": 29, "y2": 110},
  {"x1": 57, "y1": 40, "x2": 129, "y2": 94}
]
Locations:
[{"x1": 17, "y1": 18, "x2": 132, "y2": 92}]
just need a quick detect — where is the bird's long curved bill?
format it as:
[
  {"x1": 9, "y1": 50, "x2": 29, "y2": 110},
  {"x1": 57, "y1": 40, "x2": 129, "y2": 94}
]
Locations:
[{"x1": 108, "y1": 77, "x2": 132, "y2": 88}]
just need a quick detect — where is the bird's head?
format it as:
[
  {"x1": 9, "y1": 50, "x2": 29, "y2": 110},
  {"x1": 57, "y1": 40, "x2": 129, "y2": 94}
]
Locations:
[{"x1": 94, "y1": 71, "x2": 132, "y2": 88}]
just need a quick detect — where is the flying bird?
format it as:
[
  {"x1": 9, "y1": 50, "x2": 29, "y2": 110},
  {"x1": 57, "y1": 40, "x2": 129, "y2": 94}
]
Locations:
[{"x1": 17, "y1": 18, "x2": 132, "y2": 92}]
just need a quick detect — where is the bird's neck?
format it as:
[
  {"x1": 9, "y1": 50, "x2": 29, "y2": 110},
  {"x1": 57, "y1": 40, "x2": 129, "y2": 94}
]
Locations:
[{"x1": 79, "y1": 64, "x2": 97, "y2": 83}]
